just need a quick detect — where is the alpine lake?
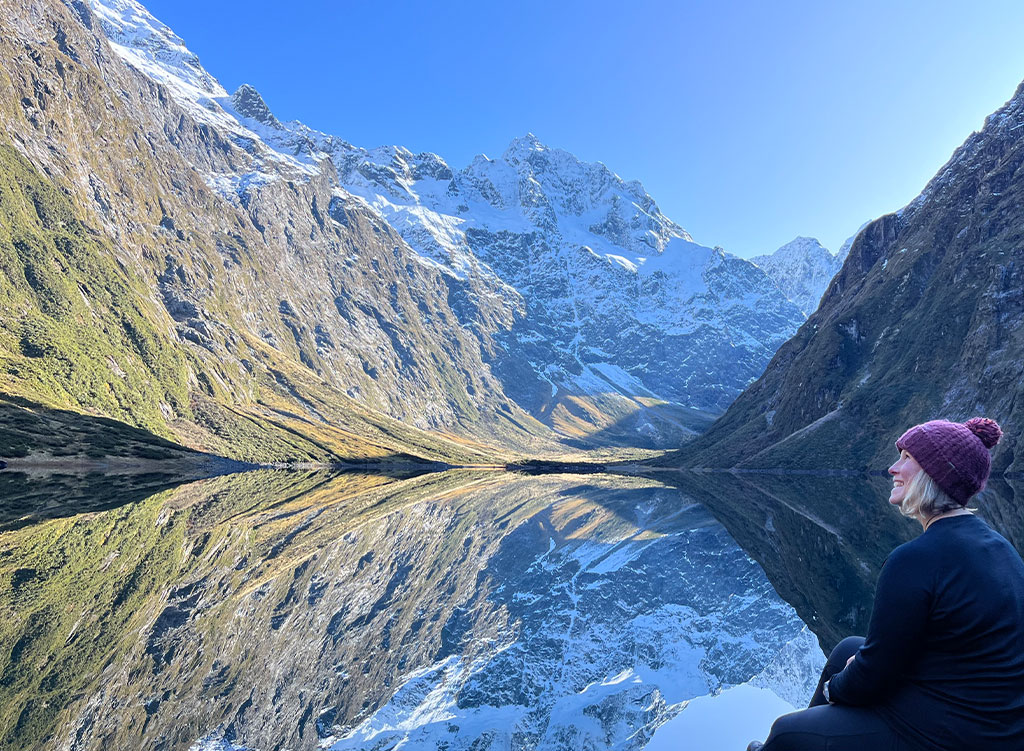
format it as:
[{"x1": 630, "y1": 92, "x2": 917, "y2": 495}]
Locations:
[{"x1": 2, "y1": 467, "x2": 1021, "y2": 751}]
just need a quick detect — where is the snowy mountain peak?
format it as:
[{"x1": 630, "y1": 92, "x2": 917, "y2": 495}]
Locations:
[
  {"x1": 751, "y1": 237, "x2": 844, "y2": 317},
  {"x1": 505, "y1": 131, "x2": 546, "y2": 155},
  {"x1": 773, "y1": 237, "x2": 833, "y2": 263},
  {"x1": 231, "y1": 84, "x2": 281, "y2": 129},
  {"x1": 486, "y1": 135, "x2": 692, "y2": 249},
  {"x1": 501, "y1": 133, "x2": 607, "y2": 183},
  {"x1": 88, "y1": 0, "x2": 225, "y2": 100}
]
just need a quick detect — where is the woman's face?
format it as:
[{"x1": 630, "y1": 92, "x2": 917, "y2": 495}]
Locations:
[{"x1": 888, "y1": 449, "x2": 922, "y2": 506}]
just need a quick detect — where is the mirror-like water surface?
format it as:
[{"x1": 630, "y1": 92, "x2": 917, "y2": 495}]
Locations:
[{"x1": 1, "y1": 469, "x2": 1019, "y2": 751}]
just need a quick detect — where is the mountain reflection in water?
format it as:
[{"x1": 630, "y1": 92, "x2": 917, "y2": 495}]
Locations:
[
  {"x1": 4, "y1": 469, "x2": 1015, "y2": 751},
  {"x1": 662, "y1": 473, "x2": 1024, "y2": 651}
]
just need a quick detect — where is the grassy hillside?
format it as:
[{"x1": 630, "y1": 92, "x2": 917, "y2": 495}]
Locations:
[
  {"x1": 0, "y1": 145, "x2": 191, "y2": 436},
  {"x1": 0, "y1": 145, "x2": 531, "y2": 466}
]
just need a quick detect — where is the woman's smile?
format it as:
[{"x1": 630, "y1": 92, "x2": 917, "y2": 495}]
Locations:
[{"x1": 888, "y1": 450, "x2": 921, "y2": 506}]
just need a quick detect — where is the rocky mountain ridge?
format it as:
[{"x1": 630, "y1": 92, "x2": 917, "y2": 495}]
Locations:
[
  {"x1": 670, "y1": 79, "x2": 1024, "y2": 473},
  {"x1": 0, "y1": 0, "x2": 851, "y2": 463}
]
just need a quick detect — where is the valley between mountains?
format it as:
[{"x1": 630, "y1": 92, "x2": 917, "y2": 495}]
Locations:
[
  {"x1": 1, "y1": 0, "x2": 1022, "y2": 484},
  {"x1": 0, "y1": 0, "x2": 853, "y2": 472},
  {"x1": 3, "y1": 4, "x2": 1024, "y2": 751}
]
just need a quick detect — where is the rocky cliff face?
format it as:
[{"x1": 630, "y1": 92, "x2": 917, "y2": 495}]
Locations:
[{"x1": 673, "y1": 80, "x2": 1024, "y2": 472}]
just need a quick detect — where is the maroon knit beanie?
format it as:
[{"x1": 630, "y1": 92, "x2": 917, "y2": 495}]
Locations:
[{"x1": 895, "y1": 418, "x2": 1003, "y2": 504}]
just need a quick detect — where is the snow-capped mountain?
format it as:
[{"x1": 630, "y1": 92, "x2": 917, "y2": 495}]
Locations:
[
  {"x1": 319, "y1": 132, "x2": 807, "y2": 420},
  {"x1": 751, "y1": 237, "x2": 847, "y2": 317},
  {"x1": 82, "y1": 0, "x2": 811, "y2": 447},
  {"x1": 88, "y1": 1, "x2": 306, "y2": 175},
  {"x1": 220, "y1": 75, "x2": 809, "y2": 424}
]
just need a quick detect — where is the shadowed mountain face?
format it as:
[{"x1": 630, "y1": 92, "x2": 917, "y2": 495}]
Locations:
[
  {"x1": 654, "y1": 472, "x2": 1024, "y2": 651},
  {"x1": 671, "y1": 80, "x2": 1024, "y2": 473},
  {"x1": 0, "y1": 470, "x2": 824, "y2": 751}
]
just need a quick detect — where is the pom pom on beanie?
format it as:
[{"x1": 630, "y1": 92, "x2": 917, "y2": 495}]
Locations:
[
  {"x1": 896, "y1": 417, "x2": 1002, "y2": 504},
  {"x1": 964, "y1": 417, "x2": 1002, "y2": 449}
]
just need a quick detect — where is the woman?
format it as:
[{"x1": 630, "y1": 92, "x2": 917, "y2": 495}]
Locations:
[{"x1": 747, "y1": 417, "x2": 1024, "y2": 751}]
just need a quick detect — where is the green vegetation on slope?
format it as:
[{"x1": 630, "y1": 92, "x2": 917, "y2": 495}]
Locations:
[
  {"x1": 0, "y1": 145, "x2": 192, "y2": 437},
  {"x1": 0, "y1": 145, "x2": 525, "y2": 466}
]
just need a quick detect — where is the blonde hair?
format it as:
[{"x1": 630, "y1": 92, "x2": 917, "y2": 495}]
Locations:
[{"x1": 898, "y1": 469, "x2": 964, "y2": 521}]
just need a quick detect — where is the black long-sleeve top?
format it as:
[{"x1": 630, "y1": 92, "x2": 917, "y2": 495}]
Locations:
[{"x1": 828, "y1": 514, "x2": 1024, "y2": 751}]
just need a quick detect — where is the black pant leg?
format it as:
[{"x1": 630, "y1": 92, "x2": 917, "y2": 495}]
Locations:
[
  {"x1": 762, "y1": 704, "x2": 909, "y2": 751},
  {"x1": 808, "y1": 635, "x2": 865, "y2": 707}
]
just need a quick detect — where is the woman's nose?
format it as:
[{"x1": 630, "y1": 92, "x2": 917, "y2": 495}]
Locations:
[{"x1": 888, "y1": 462, "x2": 898, "y2": 475}]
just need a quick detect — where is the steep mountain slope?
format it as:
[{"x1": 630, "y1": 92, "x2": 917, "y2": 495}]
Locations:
[
  {"x1": 79, "y1": 0, "x2": 812, "y2": 448},
  {"x1": 669, "y1": 80, "x2": 1024, "y2": 472},
  {"x1": 0, "y1": 0, "x2": 823, "y2": 460},
  {"x1": 0, "y1": 0, "x2": 555, "y2": 463},
  {"x1": 751, "y1": 236, "x2": 847, "y2": 316}
]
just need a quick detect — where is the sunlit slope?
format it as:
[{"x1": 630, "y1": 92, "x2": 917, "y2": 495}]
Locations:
[
  {"x1": 0, "y1": 145, "x2": 529, "y2": 464},
  {"x1": 0, "y1": 145, "x2": 191, "y2": 435},
  {"x1": 0, "y1": 0, "x2": 563, "y2": 463}
]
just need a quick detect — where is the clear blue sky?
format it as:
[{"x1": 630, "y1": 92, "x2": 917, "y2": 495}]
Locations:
[{"x1": 141, "y1": 0, "x2": 1024, "y2": 258}]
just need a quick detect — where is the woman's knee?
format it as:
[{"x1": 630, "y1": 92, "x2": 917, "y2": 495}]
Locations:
[
  {"x1": 827, "y1": 635, "x2": 865, "y2": 669},
  {"x1": 763, "y1": 710, "x2": 816, "y2": 751},
  {"x1": 767, "y1": 710, "x2": 803, "y2": 737}
]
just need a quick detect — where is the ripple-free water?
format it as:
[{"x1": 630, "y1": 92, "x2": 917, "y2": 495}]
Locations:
[{"x1": 11, "y1": 469, "x2": 1011, "y2": 751}]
